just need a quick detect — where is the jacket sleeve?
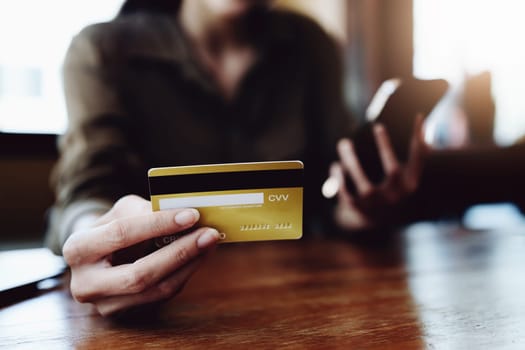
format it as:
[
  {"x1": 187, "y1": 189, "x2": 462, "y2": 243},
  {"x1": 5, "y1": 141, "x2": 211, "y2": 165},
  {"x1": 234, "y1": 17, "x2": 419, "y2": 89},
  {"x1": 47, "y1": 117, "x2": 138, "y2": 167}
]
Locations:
[
  {"x1": 301, "y1": 20, "x2": 355, "y2": 231},
  {"x1": 45, "y1": 26, "x2": 145, "y2": 254},
  {"x1": 308, "y1": 28, "x2": 354, "y2": 158}
]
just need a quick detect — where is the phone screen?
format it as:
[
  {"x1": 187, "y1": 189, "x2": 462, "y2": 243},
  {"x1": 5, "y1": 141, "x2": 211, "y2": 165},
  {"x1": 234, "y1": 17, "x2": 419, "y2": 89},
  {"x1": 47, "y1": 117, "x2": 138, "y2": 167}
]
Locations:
[{"x1": 350, "y1": 78, "x2": 449, "y2": 186}]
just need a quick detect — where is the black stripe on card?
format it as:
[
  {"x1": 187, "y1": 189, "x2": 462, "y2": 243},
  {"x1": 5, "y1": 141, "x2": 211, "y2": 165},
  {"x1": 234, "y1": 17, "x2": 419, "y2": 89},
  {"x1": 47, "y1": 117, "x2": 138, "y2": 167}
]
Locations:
[{"x1": 149, "y1": 169, "x2": 303, "y2": 195}]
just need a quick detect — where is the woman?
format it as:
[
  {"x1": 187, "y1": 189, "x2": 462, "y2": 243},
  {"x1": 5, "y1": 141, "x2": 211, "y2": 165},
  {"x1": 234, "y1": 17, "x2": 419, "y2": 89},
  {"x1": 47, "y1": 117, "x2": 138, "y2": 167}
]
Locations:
[{"x1": 46, "y1": 0, "x2": 425, "y2": 316}]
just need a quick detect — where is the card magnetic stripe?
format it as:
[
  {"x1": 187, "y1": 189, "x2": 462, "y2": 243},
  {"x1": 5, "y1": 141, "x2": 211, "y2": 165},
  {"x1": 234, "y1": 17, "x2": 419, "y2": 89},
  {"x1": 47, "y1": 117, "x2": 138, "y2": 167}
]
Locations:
[{"x1": 148, "y1": 169, "x2": 303, "y2": 196}]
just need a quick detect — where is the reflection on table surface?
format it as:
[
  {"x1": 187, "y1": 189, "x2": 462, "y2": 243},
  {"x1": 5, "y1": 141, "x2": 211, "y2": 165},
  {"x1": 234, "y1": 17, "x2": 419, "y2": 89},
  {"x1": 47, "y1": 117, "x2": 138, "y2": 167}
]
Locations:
[{"x1": 2, "y1": 222, "x2": 525, "y2": 349}]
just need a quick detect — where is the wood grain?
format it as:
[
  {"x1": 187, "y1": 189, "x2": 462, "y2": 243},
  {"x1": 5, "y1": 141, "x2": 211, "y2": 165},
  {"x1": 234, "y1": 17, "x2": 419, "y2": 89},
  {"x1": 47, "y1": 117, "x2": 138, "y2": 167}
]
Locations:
[{"x1": 2, "y1": 223, "x2": 525, "y2": 349}]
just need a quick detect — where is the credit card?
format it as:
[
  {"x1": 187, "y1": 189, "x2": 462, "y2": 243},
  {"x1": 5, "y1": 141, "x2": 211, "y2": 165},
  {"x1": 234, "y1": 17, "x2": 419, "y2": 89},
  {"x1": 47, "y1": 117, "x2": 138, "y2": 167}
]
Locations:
[{"x1": 148, "y1": 161, "x2": 303, "y2": 245}]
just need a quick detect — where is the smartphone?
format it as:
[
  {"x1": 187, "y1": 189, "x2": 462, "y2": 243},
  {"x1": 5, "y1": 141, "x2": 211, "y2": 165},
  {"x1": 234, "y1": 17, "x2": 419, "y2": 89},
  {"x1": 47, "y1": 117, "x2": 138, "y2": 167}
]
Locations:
[{"x1": 350, "y1": 78, "x2": 449, "y2": 186}]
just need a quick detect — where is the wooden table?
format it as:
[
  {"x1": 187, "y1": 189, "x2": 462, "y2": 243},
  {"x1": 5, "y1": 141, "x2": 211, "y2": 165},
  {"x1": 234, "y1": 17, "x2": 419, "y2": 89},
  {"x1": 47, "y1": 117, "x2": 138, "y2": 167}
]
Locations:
[{"x1": 2, "y1": 222, "x2": 525, "y2": 349}]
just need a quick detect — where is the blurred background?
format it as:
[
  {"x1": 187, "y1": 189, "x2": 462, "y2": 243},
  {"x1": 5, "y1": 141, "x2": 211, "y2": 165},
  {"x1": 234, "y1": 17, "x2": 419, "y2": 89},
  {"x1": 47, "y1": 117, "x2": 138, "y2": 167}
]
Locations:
[{"x1": 1, "y1": 0, "x2": 525, "y2": 247}]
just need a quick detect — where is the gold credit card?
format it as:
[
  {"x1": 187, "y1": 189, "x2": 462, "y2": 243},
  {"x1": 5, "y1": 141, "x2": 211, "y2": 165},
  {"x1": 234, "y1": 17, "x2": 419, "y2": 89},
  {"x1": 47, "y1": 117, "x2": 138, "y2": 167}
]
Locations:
[{"x1": 148, "y1": 161, "x2": 303, "y2": 244}]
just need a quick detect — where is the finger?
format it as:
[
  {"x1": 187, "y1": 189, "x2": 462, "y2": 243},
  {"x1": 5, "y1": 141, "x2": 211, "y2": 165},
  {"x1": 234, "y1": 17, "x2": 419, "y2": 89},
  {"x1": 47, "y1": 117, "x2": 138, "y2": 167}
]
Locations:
[
  {"x1": 63, "y1": 208, "x2": 200, "y2": 265},
  {"x1": 337, "y1": 138, "x2": 373, "y2": 196},
  {"x1": 322, "y1": 162, "x2": 342, "y2": 199},
  {"x1": 95, "y1": 255, "x2": 206, "y2": 317},
  {"x1": 321, "y1": 176, "x2": 339, "y2": 199},
  {"x1": 69, "y1": 227, "x2": 219, "y2": 301},
  {"x1": 405, "y1": 114, "x2": 427, "y2": 191},
  {"x1": 373, "y1": 123, "x2": 400, "y2": 177},
  {"x1": 330, "y1": 163, "x2": 373, "y2": 230},
  {"x1": 329, "y1": 162, "x2": 353, "y2": 205}
]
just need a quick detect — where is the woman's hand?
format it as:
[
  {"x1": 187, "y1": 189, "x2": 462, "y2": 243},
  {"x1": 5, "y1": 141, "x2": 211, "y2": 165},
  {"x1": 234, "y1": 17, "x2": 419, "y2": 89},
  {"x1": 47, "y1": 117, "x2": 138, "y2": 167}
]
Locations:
[
  {"x1": 328, "y1": 115, "x2": 427, "y2": 231},
  {"x1": 62, "y1": 195, "x2": 220, "y2": 317}
]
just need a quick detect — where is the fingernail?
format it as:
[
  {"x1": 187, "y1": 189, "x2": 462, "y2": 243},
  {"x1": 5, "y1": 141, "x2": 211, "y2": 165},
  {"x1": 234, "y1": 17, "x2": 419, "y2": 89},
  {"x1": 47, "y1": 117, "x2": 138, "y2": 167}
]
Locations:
[
  {"x1": 197, "y1": 228, "x2": 220, "y2": 249},
  {"x1": 175, "y1": 209, "x2": 199, "y2": 226},
  {"x1": 373, "y1": 123, "x2": 385, "y2": 134},
  {"x1": 338, "y1": 139, "x2": 352, "y2": 151}
]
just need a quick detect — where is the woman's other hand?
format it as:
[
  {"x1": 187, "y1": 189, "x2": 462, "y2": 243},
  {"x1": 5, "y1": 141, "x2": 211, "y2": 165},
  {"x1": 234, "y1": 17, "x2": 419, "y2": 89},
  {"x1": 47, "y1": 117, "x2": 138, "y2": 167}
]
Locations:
[
  {"x1": 62, "y1": 195, "x2": 220, "y2": 316},
  {"x1": 328, "y1": 115, "x2": 427, "y2": 231}
]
